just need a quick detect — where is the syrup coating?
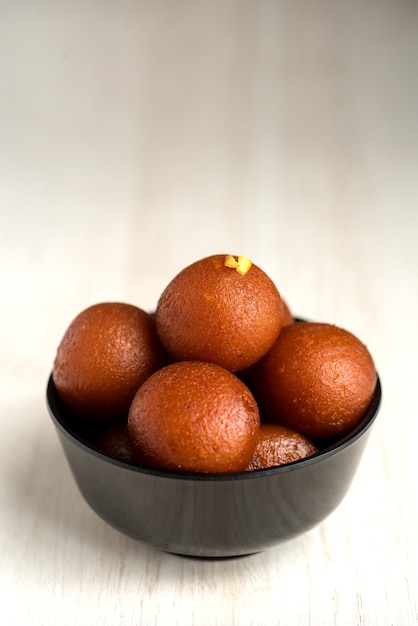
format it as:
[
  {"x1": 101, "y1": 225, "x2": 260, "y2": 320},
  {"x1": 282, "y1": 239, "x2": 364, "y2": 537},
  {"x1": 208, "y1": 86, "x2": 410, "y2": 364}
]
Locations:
[
  {"x1": 281, "y1": 298, "x2": 294, "y2": 326},
  {"x1": 252, "y1": 322, "x2": 377, "y2": 439},
  {"x1": 96, "y1": 421, "x2": 140, "y2": 465},
  {"x1": 155, "y1": 254, "x2": 283, "y2": 372},
  {"x1": 53, "y1": 302, "x2": 166, "y2": 421},
  {"x1": 128, "y1": 361, "x2": 260, "y2": 473},
  {"x1": 246, "y1": 424, "x2": 318, "y2": 470}
]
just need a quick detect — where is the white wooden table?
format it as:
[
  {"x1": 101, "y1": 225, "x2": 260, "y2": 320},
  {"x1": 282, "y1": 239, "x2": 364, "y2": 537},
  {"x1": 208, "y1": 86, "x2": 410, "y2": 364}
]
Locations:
[{"x1": 1, "y1": 1, "x2": 417, "y2": 624}]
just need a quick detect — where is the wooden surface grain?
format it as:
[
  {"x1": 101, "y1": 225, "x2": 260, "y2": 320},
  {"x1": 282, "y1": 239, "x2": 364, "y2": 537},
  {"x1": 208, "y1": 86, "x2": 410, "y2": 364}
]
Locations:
[{"x1": 1, "y1": 1, "x2": 417, "y2": 624}]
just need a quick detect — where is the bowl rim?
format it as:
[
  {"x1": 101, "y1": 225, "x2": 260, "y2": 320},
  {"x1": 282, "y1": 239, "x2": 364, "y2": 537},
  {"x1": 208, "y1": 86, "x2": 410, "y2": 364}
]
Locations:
[{"x1": 46, "y1": 372, "x2": 381, "y2": 483}]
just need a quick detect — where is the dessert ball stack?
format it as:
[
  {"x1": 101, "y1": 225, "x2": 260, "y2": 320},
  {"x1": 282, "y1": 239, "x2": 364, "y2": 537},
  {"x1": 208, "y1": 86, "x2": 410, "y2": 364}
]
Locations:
[{"x1": 52, "y1": 254, "x2": 377, "y2": 473}]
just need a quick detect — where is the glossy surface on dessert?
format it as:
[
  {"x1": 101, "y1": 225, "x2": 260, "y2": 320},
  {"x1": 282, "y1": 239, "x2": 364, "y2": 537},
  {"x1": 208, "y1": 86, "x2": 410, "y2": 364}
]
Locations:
[
  {"x1": 155, "y1": 254, "x2": 283, "y2": 372},
  {"x1": 128, "y1": 361, "x2": 260, "y2": 473},
  {"x1": 252, "y1": 322, "x2": 377, "y2": 439},
  {"x1": 52, "y1": 302, "x2": 166, "y2": 421}
]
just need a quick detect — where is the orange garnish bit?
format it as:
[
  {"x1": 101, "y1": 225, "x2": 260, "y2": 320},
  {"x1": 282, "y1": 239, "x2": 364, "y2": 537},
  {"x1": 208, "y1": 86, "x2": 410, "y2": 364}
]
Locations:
[{"x1": 224, "y1": 255, "x2": 252, "y2": 276}]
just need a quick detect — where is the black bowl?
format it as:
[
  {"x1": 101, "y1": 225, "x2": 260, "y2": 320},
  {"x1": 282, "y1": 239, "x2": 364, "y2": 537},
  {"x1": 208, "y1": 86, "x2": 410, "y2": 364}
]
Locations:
[{"x1": 46, "y1": 372, "x2": 381, "y2": 558}]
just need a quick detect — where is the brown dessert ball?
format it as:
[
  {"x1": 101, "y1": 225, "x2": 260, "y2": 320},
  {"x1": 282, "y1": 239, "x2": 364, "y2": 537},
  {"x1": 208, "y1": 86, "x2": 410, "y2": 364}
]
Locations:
[
  {"x1": 234, "y1": 296, "x2": 293, "y2": 389},
  {"x1": 155, "y1": 254, "x2": 283, "y2": 372},
  {"x1": 245, "y1": 424, "x2": 318, "y2": 470},
  {"x1": 128, "y1": 360, "x2": 260, "y2": 473},
  {"x1": 95, "y1": 421, "x2": 140, "y2": 465},
  {"x1": 281, "y1": 298, "x2": 294, "y2": 326},
  {"x1": 53, "y1": 302, "x2": 166, "y2": 421},
  {"x1": 252, "y1": 322, "x2": 377, "y2": 439}
]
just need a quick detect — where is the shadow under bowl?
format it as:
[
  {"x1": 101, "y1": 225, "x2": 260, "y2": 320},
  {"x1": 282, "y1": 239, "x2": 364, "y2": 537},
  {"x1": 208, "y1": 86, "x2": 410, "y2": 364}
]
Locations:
[{"x1": 46, "y1": 374, "x2": 381, "y2": 558}]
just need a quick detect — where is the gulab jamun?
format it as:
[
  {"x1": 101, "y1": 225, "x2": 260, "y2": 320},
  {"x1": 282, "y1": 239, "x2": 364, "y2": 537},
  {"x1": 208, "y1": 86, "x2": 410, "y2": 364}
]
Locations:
[
  {"x1": 95, "y1": 421, "x2": 140, "y2": 465},
  {"x1": 128, "y1": 360, "x2": 260, "y2": 473},
  {"x1": 155, "y1": 254, "x2": 283, "y2": 372},
  {"x1": 251, "y1": 322, "x2": 377, "y2": 439},
  {"x1": 281, "y1": 298, "x2": 294, "y2": 326},
  {"x1": 53, "y1": 302, "x2": 166, "y2": 421},
  {"x1": 245, "y1": 424, "x2": 318, "y2": 471}
]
